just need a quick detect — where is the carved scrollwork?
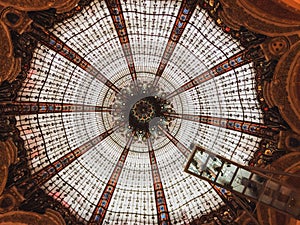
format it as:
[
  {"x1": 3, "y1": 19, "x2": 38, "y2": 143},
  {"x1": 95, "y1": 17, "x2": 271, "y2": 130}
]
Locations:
[
  {"x1": 0, "y1": 139, "x2": 18, "y2": 196},
  {"x1": 0, "y1": 186, "x2": 25, "y2": 214},
  {"x1": 0, "y1": 209, "x2": 66, "y2": 225},
  {"x1": 0, "y1": 116, "x2": 18, "y2": 142},
  {"x1": 19, "y1": 189, "x2": 85, "y2": 225},
  {"x1": 12, "y1": 31, "x2": 37, "y2": 66},
  {"x1": 285, "y1": 133, "x2": 300, "y2": 151},
  {"x1": 260, "y1": 36, "x2": 291, "y2": 62},
  {"x1": 239, "y1": 27, "x2": 267, "y2": 48},
  {"x1": 0, "y1": 0, "x2": 82, "y2": 85},
  {"x1": 277, "y1": 130, "x2": 300, "y2": 152},
  {"x1": 269, "y1": 41, "x2": 300, "y2": 134},
  {"x1": 219, "y1": 0, "x2": 300, "y2": 36},
  {"x1": 1, "y1": 7, "x2": 32, "y2": 33},
  {"x1": 263, "y1": 107, "x2": 289, "y2": 128},
  {"x1": 249, "y1": 139, "x2": 286, "y2": 167},
  {"x1": 268, "y1": 37, "x2": 290, "y2": 57},
  {"x1": 0, "y1": 19, "x2": 21, "y2": 84},
  {"x1": 52, "y1": 0, "x2": 81, "y2": 14},
  {"x1": 0, "y1": 1, "x2": 298, "y2": 225},
  {"x1": 255, "y1": 59, "x2": 279, "y2": 82},
  {"x1": 0, "y1": 0, "x2": 79, "y2": 13},
  {"x1": 196, "y1": 205, "x2": 239, "y2": 225},
  {"x1": 27, "y1": 8, "x2": 56, "y2": 28},
  {"x1": 0, "y1": 193, "x2": 15, "y2": 213},
  {"x1": 0, "y1": 82, "x2": 18, "y2": 102}
]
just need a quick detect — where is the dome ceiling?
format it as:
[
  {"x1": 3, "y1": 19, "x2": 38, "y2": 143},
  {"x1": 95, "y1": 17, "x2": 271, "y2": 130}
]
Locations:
[{"x1": 13, "y1": 0, "x2": 268, "y2": 224}]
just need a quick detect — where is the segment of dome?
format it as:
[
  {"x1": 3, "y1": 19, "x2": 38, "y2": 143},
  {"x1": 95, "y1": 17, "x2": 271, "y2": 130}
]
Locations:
[{"x1": 3, "y1": 0, "x2": 286, "y2": 224}]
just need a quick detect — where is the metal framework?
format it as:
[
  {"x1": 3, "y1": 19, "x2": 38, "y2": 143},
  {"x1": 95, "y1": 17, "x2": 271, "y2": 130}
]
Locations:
[
  {"x1": 1, "y1": 102, "x2": 112, "y2": 115},
  {"x1": 89, "y1": 133, "x2": 134, "y2": 224},
  {"x1": 0, "y1": 0, "x2": 288, "y2": 224},
  {"x1": 166, "y1": 50, "x2": 250, "y2": 99},
  {"x1": 20, "y1": 126, "x2": 120, "y2": 194},
  {"x1": 147, "y1": 138, "x2": 171, "y2": 225},
  {"x1": 105, "y1": 0, "x2": 138, "y2": 84},
  {"x1": 29, "y1": 25, "x2": 120, "y2": 93},
  {"x1": 165, "y1": 112, "x2": 279, "y2": 139},
  {"x1": 153, "y1": 0, "x2": 198, "y2": 86},
  {"x1": 185, "y1": 146, "x2": 300, "y2": 219}
]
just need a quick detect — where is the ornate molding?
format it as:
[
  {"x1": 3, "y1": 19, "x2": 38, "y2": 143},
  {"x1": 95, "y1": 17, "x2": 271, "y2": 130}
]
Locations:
[
  {"x1": 52, "y1": 0, "x2": 80, "y2": 14},
  {"x1": 269, "y1": 42, "x2": 300, "y2": 134},
  {"x1": 0, "y1": 1, "x2": 298, "y2": 225},
  {"x1": 0, "y1": 139, "x2": 18, "y2": 196},
  {"x1": 0, "y1": 20, "x2": 21, "y2": 83},
  {"x1": 0, "y1": 209, "x2": 66, "y2": 225},
  {"x1": 0, "y1": 0, "x2": 79, "y2": 13},
  {"x1": 0, "y1": 0, "x2": 81, "y2": 85},
  {"x1": 260, "y1": 36, "x2": 291, "y2": 61},
  {"x1": 0, "y1": 187, "x2": 25, "y2": 214},
  {"x1": 278, "y1": 0, "x2": 300, "y2": 12},
  {"x1": 219, "y1": 0, "x2": 300, "y2": 36}
]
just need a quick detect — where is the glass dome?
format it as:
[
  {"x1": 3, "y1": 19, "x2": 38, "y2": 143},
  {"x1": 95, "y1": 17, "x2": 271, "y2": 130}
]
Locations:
[{"x1": 15, "y1": 0, "x2": 264, "y2": 224}]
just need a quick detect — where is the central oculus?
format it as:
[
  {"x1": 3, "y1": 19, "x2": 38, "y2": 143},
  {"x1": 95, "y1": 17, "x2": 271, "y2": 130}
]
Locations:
[
  {"x1": 111, "y1": 81, "x2": 176, "y2": 140},
  {"x1": 129, "y1": 96, "x2": 165, "y2": 135}
]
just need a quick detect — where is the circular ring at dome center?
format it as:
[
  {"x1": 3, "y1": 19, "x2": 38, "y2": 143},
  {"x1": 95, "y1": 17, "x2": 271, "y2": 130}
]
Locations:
[{"x1": 129, "y1": 96, "x2": 170, "y2": 138}]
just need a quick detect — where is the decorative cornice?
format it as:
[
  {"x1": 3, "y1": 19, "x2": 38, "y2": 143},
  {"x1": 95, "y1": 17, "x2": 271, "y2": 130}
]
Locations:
[
  {"x1": 219, "y1": 0, "x2": 300, "y2": 36},
  {"x1": 270, "y1": 42, "x2": 300, "y2": 134},
  {"x1": 0, "y1": 209, "x2": 66, "y2": 225},
  {"x1": 0, "y1": 139, "x2": 18, "y2": 195},
  {"x1": 0, "y1": 1, "x2": 299, "y2": 225}
]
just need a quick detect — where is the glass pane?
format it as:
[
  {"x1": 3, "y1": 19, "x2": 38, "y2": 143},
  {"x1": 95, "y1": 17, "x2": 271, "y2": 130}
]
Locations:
[
  {"x1": 231, "y1": 168, "x2": 251, "y2": 193},
  {"x1": 13, "y1": 0, "x2": 264, "y2": 223},
  {"x1": 216, "y1": 162, "x2": 238, "y2": 186}
]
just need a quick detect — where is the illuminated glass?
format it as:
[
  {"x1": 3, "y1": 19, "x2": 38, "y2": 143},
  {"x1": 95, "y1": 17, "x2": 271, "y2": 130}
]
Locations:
[{"x1": 15, "y1": 0, "x2": 264, "y2": 224}]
